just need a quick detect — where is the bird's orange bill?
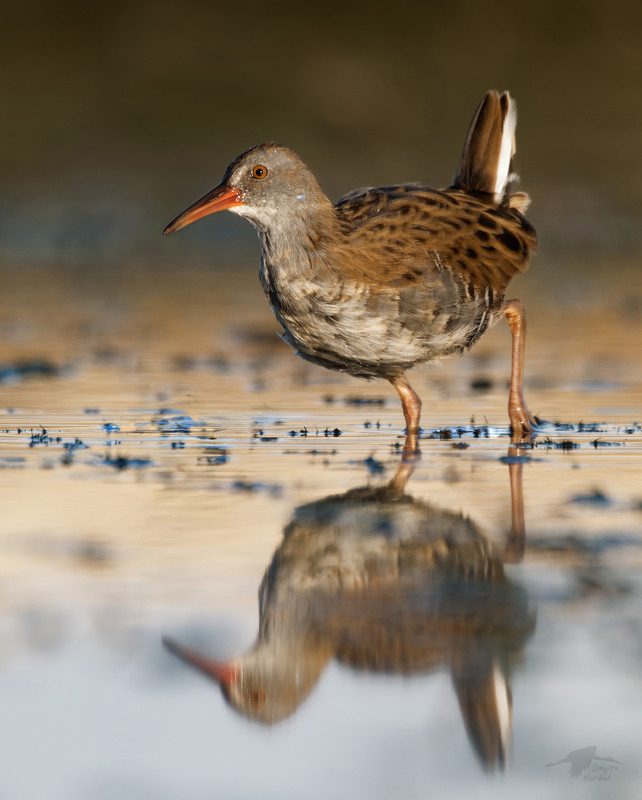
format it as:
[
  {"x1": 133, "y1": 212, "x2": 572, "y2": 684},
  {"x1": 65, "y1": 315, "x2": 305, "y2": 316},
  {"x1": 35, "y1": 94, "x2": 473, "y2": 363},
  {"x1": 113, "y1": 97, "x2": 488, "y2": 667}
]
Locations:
[
  {"x1": 163, "y1": 184, "x2": 243, "y2": 234},
  {"x1": 162, "y1": 636, "x2": 239, "y2": 688}
]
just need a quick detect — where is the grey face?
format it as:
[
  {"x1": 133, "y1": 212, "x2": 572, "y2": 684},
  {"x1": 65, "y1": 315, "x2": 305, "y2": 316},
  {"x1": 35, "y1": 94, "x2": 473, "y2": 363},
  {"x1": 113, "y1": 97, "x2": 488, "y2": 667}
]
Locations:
[
  {"x1": 164, "y1": 142, "x2": 329, "y2": 236},
  {"x1": 221, "y1": 143, "x2": 327, "y2": 228}
]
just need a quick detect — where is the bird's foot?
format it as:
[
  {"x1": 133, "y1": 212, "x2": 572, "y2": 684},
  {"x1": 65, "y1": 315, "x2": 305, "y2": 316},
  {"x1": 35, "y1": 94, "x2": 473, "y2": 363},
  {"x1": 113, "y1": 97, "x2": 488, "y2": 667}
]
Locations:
[
  {"x1": 509, "y1": 401, "x2": 538, "y2": 443},
  {"x1": 390, "y1": 375, "x2": 422, "y2": 460}
]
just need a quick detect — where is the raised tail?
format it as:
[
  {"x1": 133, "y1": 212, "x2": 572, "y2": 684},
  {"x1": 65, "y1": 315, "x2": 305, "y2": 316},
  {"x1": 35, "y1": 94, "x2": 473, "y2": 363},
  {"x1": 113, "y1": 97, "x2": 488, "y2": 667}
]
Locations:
[{"x1": 453, "y1": 91, "x2": 527, "y2": 209}]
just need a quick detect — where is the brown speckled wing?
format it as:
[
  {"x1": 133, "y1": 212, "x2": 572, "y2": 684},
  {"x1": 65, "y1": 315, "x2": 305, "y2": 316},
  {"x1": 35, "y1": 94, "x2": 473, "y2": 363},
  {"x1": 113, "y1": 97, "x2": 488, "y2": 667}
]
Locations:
[{"x1": 335, "y1": 185, "x2": 537, "y2": 296}]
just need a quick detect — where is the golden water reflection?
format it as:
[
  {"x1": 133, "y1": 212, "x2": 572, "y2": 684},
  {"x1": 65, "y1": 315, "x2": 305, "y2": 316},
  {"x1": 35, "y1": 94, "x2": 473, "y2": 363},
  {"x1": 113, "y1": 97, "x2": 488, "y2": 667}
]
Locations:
[
  {"x1": 165, "y1": 451, "x2": 535, "y2": 771},
  {"x1": 1, "y1": 264, "x2": 641, "y2": 795}
]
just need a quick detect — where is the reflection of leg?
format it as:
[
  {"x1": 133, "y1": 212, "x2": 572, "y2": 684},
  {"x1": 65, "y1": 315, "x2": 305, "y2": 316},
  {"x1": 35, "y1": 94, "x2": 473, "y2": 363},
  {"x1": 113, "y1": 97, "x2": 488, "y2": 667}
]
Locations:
[
  {"x1": 504, "y1": 299, "x2": 537, "y2": 441},
  {"x1": 388, "y1": 460, "x2": 415, "y2": 495},
  {"x1": 390, "y1": 374, "x2": 422, "y2": 458},
  {"x1": 504, "y1": 446, "x2": 525, "y2": 564}
]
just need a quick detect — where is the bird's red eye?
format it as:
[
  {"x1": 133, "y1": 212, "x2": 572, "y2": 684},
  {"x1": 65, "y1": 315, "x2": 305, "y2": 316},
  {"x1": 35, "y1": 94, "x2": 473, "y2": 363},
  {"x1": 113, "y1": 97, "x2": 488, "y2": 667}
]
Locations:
[{"x1": 252, "y1": 165, "x2": 268, "y2": 180}]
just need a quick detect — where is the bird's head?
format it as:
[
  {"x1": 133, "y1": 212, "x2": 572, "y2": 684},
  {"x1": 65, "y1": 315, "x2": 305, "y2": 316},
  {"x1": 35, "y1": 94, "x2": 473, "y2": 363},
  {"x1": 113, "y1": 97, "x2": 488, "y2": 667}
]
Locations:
[
  {"x1": 163, "y1": 635, "x2": 326, "y2": 724},
  {"x1": 164, "y1": 143, "x2": 329, "y2": 235}
]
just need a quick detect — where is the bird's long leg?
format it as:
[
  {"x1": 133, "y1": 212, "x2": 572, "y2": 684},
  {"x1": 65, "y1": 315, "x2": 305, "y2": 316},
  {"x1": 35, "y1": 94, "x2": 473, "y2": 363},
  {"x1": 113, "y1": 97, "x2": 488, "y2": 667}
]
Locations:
[
  {"x1": 390, "y1": 374, "x2": 422, "y2": 457},
  {"x1": 504, "y1": 299, "x2": 537, "y2": 442}
]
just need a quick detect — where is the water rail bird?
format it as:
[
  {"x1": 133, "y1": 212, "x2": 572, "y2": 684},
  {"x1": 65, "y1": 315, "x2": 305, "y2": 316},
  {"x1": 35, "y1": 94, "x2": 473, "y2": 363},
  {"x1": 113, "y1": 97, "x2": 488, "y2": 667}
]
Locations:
[{"x1": 165, "y1": 91, "x2": 538, "y2": 451}]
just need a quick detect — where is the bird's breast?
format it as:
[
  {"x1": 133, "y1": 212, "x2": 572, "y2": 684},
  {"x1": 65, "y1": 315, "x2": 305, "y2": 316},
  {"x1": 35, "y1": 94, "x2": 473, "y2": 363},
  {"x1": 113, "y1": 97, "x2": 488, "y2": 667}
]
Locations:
[{"x1": 258, "y1": 250, "x2": 499, "y2": 379}]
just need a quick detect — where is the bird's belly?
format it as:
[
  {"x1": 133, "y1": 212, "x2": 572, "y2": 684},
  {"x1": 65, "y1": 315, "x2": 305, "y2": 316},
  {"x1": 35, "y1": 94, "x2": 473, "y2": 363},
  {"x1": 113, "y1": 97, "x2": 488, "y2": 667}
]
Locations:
[
  {"x1": 284, "y1": 305, "x2": 428, "y2": 376},
  {"x1": 261, "y1": 268, "x2": 497, "y2": 379}
]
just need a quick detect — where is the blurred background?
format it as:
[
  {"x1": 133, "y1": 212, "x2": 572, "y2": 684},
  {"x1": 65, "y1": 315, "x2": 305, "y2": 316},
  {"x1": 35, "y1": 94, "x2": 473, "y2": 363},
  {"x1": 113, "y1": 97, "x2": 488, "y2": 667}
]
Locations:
[{"x1": 1, "y1": 0, "x2": 641, "y2": 273}]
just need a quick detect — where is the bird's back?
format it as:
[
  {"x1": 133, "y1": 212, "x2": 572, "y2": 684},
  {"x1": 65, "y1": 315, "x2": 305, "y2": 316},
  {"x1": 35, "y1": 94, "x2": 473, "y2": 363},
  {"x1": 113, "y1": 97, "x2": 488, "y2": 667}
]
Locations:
[{"x1": 335, "y1": 183, "x2": 536, "y2": 295}]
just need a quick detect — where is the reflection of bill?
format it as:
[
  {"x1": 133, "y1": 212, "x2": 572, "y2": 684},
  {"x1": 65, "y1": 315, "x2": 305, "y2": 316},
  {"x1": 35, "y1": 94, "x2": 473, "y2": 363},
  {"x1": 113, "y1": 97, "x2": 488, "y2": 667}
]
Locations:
[{"x1": 164, "y1": 451, "x2": 535, "y2": 771}]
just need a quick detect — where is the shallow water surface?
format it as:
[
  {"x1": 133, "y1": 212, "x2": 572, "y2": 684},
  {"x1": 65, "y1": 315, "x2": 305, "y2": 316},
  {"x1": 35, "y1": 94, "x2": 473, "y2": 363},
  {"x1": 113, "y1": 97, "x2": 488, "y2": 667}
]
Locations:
[{"x1": 1, "y1": 265, "x2": 641, "y2": 799}]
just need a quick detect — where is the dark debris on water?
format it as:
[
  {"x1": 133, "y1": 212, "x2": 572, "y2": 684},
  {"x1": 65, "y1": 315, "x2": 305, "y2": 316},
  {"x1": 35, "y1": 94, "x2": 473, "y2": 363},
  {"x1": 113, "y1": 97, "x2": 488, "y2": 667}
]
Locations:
[
  {"x1": 323, "y1": 395, "x2": 386, "y2": 406},
  {"x1": 28, "y1": 429, "x2": 62, "y2": 448},
  {"x1": 569, "y1": 488, "x2": 613, "y2": 507},
  {"x1": 577, "y1": 422, "x2": 606, "y2": 433},
  {"x1": 0, "y1": 456, "x2": 26, "y2": 468},
  {"x1": 424, "y1": 425, "x2": 491, "y2": 440},
  {"x1": 537, "y1": 438, "x2": 579, "y2": 451},
  {"x1": 281, "y1": 449, "x2": 338, "y2": 456},
  {"x1": 0, "y1": 359, "x2": 65, "y2": 384},
  {"x1": 252, "y1": 429, "x2": 278, "y2": 441},
  {"x1": 155, "y1": 415, "x2": 201, "y2": 434},
  {"x1": 344, "y1": 396, "x2": 386, "y2": 406},
  {"x1": 101, "y1": 455, "x2": 152, "y2": 471},
  {"x1": 172, "y1": 354, "x2": 231, "y2": 374},
  {"x1": 288, "y1": 427, "x2": 342, "y2": 437},
  {"x1": 541, "y1": 420, "x2": 609, "y2": 434},
  {"x1": 231, "y1": 480, "x2": 282, "y2": 498},
  {"x1": 361, "y1": 455, "x2": 386, "y2": 475},
  {"x1": 198, "y1": 446, "x2": 228, "y2": 466},
  {"x1": 63, "y1": 438, "x2": 88, "y2": 454},
  {"x1": 552, "y1": 422, "x2": 575, "y2": 431},
  {"x1": 470, "y1": 377, "x2": 493, "y2": 391}
]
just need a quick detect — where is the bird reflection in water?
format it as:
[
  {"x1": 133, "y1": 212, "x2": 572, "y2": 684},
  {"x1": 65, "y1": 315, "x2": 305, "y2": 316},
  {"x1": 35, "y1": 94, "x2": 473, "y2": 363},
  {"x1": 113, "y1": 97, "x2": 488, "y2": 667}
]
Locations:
[{"x1": 164, "y1": 444, "x2": 535, "y2": 771}]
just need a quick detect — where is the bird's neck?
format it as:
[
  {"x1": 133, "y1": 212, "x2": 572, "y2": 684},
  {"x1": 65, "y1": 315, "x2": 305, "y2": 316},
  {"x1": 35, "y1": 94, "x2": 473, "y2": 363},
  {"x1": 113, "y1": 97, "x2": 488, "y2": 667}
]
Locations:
[
  {"x1": 231, "y1": 191, "x2": 336, "y2": 258},
  {"x1": 262, "y1": 203, "x2": 337, "y2": 265},
  {"x1": 249, "y1": 204, "x2": 341, "y2": 317}
]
